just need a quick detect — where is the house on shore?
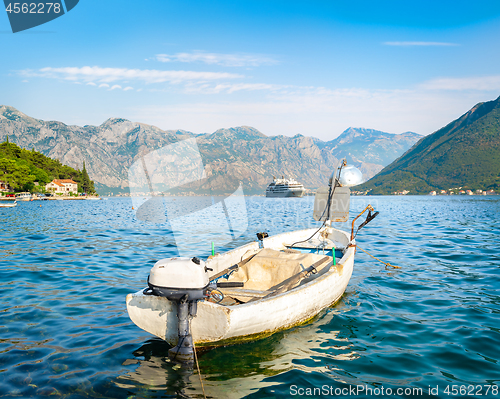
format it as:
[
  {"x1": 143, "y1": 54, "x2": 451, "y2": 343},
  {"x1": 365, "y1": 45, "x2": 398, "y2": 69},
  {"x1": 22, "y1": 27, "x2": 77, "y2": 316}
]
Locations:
[
  {"x1": 0, "y1": 180, "x2": 12, "y2": 193},
  {"x1": 46, "y1": 179, "x2": 78, "y2": 195}
]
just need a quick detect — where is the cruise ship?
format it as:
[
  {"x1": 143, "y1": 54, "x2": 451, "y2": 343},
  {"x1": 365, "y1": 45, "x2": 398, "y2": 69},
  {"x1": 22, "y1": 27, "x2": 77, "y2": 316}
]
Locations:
[{"x1": 266, "y1": 176, "x2": 305, "y2": 198}]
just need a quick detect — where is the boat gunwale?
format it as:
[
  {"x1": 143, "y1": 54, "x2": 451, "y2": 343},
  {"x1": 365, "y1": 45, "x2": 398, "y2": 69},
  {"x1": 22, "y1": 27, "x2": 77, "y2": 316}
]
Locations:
[{"x1": 205, "y1": 226, "x2": 348, "y2": 267}]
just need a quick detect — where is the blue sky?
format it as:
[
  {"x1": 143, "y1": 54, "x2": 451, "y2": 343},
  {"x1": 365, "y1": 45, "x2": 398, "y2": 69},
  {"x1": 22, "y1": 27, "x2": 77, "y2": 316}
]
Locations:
[{"x1": 1, "y1": 0, "x2": 500, "y2": 140}]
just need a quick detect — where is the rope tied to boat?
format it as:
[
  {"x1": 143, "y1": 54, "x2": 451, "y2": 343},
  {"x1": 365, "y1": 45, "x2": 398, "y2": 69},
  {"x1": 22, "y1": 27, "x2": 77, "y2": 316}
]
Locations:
[
  {"x1": 190, "y1": 319, "x2": 207, "y2": 399},
  {"x1": 356, "y1": 245, "x2": 401, "y2": 269}
]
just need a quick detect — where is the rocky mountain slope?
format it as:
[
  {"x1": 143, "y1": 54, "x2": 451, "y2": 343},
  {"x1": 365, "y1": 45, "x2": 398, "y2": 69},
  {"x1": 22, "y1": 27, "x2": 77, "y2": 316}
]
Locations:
[
  {"x1": 320, "y1": 128, "x2": 422, "y2": 178},
  {"x1": 357, "y1": 96, "x2": 500, "y2": 194},
  {"x1": 0, "y1": 105, "x2": 421, "y2": 194}
]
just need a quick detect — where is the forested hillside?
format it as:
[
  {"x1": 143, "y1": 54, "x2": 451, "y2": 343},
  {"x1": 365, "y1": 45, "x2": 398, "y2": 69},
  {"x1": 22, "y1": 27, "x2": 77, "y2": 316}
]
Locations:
[
  {"x1": 0, "y1": 138, "x2": 95, "y2": 193},
  {"x1": 357, "y1": 96, "x2": 500, "y2": 194}
]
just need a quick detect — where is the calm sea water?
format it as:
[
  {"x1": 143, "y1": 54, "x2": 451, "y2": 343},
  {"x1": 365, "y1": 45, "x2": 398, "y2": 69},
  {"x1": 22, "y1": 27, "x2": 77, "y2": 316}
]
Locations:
[{"x1": 1, "y1": 196, "x2": 499, "y2": 398}]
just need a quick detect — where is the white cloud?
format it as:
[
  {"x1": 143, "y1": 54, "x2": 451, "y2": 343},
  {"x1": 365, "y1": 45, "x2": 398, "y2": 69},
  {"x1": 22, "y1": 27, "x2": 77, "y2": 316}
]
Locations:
[
  {"x1": 383, "y1": 41, "x2": 459, "y2": 46},
  {"x1": 183, "y1": 82, "x2": 284, "y2": 94},
  {"x1": 19, "y1": 65, "x2": 293, "y2": 94},
  {"x1": 154, "y1": 51, "x2": 278, "y2": 67},
  {"x1": 128, "y1": 87, "x2": 492, "y2": 140},
  {"x1": 18, "y1": 65, "x2": 292, "y2": 94},
  {"x1": 421, "y1": 75, "x2": 500, "y2": 91},
  {"x1": 19, "y1": 66, "x2": 243, "y2": 84},
  {"x1": 16, "y1": 64, "x2": 498, "y2": 140}
]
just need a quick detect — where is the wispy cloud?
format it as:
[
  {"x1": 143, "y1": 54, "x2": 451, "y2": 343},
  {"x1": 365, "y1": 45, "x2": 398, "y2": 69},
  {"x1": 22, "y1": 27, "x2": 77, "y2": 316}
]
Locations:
[
  {"x1": 19, "y1": 66, "x2": 243, "y2": 84},
  {"x1": 421, "y1": 75, "x2": 500, "y2": 90},
  {"x1": 154, "y1": 51, "x2": 278, "y2": 67},
  {"x1": 184, "y1": 82, "x2": 284, "y2": 94},
  {"x1": 18, "y1": 65, "x2": 290, "y2": 94},
  {"x1": 88, "y1": 81, "x2": 133, "y2": 91},
  {"x1": 130, "y1": 86, "x2": 492, "y2": 140},
  {"x1": 18, "y1": 64, "x2": 498, "y2": 139},
  {"x1": 383, "y1": 41, "x2": 459, "y2": 46}
]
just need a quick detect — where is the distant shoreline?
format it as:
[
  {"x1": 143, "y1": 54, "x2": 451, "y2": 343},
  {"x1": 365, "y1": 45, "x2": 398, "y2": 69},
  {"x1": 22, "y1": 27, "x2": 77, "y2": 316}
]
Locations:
[{"x1": 0, "y1": 196, "x2": 102, "y2": 201}]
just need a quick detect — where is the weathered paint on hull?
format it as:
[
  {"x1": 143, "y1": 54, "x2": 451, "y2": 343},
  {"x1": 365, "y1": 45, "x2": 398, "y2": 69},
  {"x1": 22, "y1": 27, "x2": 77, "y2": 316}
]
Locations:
[{"x1": 126, "y1": 228, "x2": 354, "y2": 346}]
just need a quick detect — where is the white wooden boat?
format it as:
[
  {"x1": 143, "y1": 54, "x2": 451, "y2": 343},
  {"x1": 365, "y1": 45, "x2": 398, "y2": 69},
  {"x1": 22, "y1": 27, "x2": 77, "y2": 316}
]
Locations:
[
  {"x1": 127, "y1": 226, "x2": 354, "y2": 346},
  {"x1": 15, "y1": 192, "x2": 32, "y2": 201},
  {"x1": 126, "y1": 160, "x2": 376, "y2": 361},
  {"x1": 0, "y1": 199, "x2": 17, "y2": 208}
]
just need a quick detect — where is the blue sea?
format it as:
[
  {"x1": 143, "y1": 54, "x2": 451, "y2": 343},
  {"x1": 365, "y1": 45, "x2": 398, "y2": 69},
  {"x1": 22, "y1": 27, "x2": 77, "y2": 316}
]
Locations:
[{"x1": 1, "y1": 196, "x2": 499, "y2": 398}]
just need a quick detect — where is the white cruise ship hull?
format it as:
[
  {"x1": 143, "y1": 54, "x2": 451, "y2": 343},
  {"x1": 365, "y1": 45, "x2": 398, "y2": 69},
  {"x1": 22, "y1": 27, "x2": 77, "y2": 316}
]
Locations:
[{"x1": 266, "y1": 187, "x2": 305, "y2": 198}]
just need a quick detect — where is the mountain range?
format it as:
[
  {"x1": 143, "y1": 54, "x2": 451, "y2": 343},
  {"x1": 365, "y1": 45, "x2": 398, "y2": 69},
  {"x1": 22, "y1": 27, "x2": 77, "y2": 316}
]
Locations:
[
  {"x1": 358, "y1": 95, "x2": 500, "y2": 194},
  {"x1": 0, "y1": 105, "x2": 421, "y2": 194}
]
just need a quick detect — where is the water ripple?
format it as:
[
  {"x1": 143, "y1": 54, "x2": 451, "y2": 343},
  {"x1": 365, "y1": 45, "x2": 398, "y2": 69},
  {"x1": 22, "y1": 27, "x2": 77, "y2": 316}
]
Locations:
[{"x1": 1, "y1": 196, "x2": 500, "y2": 397}]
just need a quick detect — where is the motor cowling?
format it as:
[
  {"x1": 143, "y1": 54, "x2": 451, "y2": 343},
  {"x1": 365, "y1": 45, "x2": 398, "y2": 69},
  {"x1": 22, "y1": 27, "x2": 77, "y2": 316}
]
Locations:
[{"x1": 147, "y1": 256, "x2": 210, "y2": 301}]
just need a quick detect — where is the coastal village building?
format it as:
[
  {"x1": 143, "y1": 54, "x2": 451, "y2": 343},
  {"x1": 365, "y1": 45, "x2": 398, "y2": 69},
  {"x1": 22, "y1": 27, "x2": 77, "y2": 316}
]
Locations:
[
  {"x1": 45, "y1": 179, "x2": 78, "y2": 195},
  {"x1": 0, "y1": 180, "x2": 12, "y2": 193}
]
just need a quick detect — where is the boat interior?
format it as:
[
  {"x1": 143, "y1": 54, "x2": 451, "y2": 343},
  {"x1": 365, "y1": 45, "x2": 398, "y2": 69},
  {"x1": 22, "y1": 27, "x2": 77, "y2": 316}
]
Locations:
[{"x1": 208, "y1": 236, "x2": 346, "y2": 306}]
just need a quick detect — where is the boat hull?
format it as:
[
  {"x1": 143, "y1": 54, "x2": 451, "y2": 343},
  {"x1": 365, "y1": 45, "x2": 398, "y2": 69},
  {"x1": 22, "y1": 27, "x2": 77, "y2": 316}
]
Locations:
[
  {"x1": 0, "y1": 200, "x2": 17, "y2": 208},
  {"x1": 265, "y1": 188, "x2": 305, "y2": 198},
  {"x1": 126, "y1": 228, "x2": 355, "y2": 346}
]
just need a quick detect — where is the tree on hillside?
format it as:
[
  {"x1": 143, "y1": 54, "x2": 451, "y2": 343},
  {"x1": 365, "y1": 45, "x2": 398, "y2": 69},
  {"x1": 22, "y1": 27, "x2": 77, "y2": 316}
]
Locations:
[
  {"x1": 0, "y1": 158, "x2": 36, "y2": 191},
  {"x1": 30, "y1": 165, "x2": 50, "y2": 186},
  {"x1": 81, "y1": 161, "x2": 95, "y2": 194}
]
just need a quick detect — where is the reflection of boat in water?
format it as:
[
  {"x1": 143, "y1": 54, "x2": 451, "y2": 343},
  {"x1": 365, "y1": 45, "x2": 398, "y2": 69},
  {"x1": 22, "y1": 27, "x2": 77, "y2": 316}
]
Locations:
[
  {"x1": 116, "y1": 338, "x2": 273, "y2": 398},
  {"x1": 126, "y1": 160, "x2": 378, "y2": 362},
  {"x1": 118, "y1": 296, "x2": 358, "y2": 398},
  {"x1": 266, "y1": 176, "x2": 305, "y2": 198}
]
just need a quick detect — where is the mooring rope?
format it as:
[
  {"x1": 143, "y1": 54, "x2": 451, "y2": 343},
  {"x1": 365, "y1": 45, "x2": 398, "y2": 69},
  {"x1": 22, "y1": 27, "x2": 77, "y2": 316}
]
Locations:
[
  {"x1": 356, "y1": 246, "x2": 400, "y2": 269},
  {"x1": 190, "y1": 319, "x2": 207, "y2": 399}
]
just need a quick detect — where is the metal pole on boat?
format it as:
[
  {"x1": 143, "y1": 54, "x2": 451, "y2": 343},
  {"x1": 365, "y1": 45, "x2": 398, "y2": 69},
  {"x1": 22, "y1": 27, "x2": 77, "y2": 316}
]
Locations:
[{"x1": 169, "y1": 295, "x2": 196, "y2": 364}]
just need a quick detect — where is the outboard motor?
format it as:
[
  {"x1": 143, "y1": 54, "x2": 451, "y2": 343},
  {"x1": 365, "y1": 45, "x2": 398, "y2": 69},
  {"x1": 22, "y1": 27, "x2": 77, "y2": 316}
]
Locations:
[{"x1": 144, "y1": 256, "x2": 212, "y2": 363}]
